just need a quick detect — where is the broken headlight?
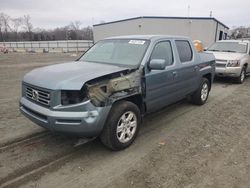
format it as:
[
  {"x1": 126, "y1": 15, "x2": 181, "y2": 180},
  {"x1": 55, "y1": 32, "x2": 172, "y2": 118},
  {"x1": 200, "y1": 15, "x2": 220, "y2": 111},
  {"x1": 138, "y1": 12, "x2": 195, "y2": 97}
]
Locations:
[{"x1": 61, "y1": 89, "x2": 86, "y2": 105}]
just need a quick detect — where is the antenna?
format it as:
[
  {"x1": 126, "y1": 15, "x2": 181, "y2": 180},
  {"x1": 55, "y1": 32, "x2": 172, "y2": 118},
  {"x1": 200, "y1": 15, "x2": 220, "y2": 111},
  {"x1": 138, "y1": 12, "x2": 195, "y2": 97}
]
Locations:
[
  {"x1": 188, "y1": 5, "x2": 190, "y2": 18},
  {"x1": 210, "y1": 11, "x2": 213, "y2": 17}
]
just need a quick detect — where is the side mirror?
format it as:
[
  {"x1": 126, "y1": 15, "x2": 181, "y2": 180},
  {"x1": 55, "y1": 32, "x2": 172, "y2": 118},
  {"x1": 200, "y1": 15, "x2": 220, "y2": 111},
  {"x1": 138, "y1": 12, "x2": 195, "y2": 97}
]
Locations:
[
  {"x1": 149, "y1": 59, "x2": 166, "y2": 70},
  {"x1": 203, "y1": 47, "x2": 208, "y2": 51}
]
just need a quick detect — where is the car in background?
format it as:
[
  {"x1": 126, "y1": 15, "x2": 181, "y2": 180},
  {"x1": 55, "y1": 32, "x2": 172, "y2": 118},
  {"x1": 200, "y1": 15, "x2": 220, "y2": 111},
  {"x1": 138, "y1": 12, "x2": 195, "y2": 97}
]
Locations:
[{"x1": 206, "y1": 40, "x2": 250, "y2": 83}]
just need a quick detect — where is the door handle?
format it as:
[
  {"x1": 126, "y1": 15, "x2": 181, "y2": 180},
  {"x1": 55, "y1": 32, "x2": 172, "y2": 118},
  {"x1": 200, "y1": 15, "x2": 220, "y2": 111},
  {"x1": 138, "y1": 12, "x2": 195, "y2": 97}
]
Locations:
[
  {"x1": 194, "y1": 66, "x2": 199, "y2": 70},
  {"x1": 172, "y1": 71, "x2": 178, "y2": 77}
]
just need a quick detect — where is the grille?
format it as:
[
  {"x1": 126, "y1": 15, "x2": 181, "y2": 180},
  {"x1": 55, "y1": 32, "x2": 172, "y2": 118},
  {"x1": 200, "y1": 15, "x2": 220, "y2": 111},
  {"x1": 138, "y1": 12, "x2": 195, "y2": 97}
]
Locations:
[
  {"x1": 216, "y1": 59, "x2": 227, "y2": 62},
  {"x1": 216, "y1": 63, "x2": 226, "y2": 68},
  {"x1": 26, "y1": 86, "x2": 50, "y2": 106}
]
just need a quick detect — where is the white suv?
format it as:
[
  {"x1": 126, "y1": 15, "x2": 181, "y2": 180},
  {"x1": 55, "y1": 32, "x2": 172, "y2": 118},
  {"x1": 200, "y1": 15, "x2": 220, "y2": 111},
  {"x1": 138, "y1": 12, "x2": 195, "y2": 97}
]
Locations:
[{"x1": 207, "y1": 40, "x2": 250, "y2": 83}]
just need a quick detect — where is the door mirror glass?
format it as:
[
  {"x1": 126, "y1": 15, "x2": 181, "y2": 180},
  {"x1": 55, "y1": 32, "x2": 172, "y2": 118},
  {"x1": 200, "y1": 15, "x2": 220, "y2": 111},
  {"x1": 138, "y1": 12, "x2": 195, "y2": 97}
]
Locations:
[{"x1": 149, "y1": 59, "x2": 166, "y2": 70}]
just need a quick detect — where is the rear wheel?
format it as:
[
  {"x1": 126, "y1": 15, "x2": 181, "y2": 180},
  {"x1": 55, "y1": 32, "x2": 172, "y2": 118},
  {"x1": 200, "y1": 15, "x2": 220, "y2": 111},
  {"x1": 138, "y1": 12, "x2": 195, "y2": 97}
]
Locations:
[
  {"x1": 236, "y1": 67, "x2": 246, "y2": 84},
  {"x1": 191, "y1": 78, "x2": 210, "y2": 105},
  {"x1": 100, "y1": 101, "x2": 141, "y2": 151}
]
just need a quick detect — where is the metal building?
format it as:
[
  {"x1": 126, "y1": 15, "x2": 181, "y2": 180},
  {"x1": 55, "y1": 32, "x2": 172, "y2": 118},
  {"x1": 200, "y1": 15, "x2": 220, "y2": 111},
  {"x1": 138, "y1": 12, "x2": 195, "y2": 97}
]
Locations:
[{"x1": 93, "y1": 16, "x2": 229, "y2": 47}]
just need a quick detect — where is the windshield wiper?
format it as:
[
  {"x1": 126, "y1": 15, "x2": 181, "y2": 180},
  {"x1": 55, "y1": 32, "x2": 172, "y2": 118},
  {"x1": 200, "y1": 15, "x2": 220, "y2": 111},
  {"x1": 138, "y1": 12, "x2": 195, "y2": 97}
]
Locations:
[
  {"x1": 221, "y1": 50, "x2": 237, "y2": 53},
  {"x1": 208, "y1": 49, "x2": 220, "y2": 52}
]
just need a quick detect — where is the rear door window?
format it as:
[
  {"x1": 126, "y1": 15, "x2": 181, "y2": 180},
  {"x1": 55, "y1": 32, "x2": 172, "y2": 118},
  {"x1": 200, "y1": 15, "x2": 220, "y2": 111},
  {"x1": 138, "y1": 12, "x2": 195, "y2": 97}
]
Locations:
[{"x1": 176, "y1": 40, "x2": 193, "y2": 63}]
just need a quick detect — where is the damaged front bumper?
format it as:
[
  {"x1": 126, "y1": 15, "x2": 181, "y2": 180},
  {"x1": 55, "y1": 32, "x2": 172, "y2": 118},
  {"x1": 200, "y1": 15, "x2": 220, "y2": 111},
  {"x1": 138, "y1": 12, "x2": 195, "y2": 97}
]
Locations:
[{"x1": 19, "y1": 97, "x2": 111, "y2": 137}]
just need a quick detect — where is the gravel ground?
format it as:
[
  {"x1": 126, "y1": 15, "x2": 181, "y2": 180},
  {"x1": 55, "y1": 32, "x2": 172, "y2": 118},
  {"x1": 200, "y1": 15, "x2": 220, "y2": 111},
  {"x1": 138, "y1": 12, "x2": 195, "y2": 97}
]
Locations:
[{"x1": 0, "y1": 53, "x2": 250, "y2": 188}]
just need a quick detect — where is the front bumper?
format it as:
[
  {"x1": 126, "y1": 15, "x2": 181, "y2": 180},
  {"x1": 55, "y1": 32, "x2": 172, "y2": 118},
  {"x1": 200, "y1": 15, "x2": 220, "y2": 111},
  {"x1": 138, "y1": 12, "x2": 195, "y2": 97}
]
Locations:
[
  {"x1": 20, "y1": 97, "x2": 111, "y2": 137},
  {"x1": 215, "y1": 67, "x2": 242, "y2": 77}
]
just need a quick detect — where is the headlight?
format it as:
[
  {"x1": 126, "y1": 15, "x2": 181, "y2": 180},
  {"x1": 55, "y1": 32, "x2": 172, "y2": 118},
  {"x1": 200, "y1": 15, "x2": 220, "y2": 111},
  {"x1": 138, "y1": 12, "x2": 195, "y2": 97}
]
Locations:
[
  {"x1": 227, "y1": 60, "x2": 241, "y2": 67},
  {"x1": 61, "y1": 89, "x2": 87, "y2": 105}
]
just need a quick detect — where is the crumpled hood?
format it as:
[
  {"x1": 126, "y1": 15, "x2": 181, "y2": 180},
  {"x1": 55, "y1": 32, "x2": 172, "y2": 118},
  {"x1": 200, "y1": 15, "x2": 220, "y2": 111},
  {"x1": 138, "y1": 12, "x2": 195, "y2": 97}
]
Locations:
[
  {"x1": 23, "y1": 61, "x2": 129, "y2": 90},
  {"x1": 208, "y1": 51, "x2": 245, "y2": 61}
]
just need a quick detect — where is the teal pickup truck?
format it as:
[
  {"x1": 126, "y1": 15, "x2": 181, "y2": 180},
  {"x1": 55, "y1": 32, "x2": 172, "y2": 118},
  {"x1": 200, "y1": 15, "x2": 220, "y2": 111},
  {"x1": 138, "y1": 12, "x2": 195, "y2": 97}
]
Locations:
[{"x1": 20, "y1": 35, "x2": 215, "y2": 150}]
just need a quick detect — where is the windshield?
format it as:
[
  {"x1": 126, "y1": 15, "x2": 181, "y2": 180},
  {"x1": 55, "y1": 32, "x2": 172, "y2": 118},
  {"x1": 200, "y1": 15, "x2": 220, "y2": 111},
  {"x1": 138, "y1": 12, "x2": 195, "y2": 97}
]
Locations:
[
  {"x1": 208, "y1": 41, "x2": 248, "y2": 53},
  {"x1": 79, "y1": 39, "x2": 149, "y2": 66}
]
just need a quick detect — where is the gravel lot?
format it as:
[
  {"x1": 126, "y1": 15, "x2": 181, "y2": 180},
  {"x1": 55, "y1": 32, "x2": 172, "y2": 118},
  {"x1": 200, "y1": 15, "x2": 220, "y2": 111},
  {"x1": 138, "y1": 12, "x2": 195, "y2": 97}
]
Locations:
[{"x1": 0, "y1": 53, "x2": 250, "y2": 188}]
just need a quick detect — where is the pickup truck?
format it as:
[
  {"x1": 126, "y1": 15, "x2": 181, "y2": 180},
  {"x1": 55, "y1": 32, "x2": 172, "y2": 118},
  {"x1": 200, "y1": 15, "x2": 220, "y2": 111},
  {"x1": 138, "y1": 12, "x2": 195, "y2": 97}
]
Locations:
[
  {"x1": 206, "y1": 40, "x2": 250, "y2": 83},
  {"x1": 20, "y1": 35, "x2": 215, "y2": 150}
]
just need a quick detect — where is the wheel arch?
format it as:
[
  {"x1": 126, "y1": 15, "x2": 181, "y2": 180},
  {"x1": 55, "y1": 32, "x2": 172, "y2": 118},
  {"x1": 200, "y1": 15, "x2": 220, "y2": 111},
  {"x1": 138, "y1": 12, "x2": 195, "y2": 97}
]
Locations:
[
  {"x1": 112, "y1": 94, "x2": 145, "y2": 114},
  {"x1": 202, "y1": 73, "x2": 212, "y2": 91}
]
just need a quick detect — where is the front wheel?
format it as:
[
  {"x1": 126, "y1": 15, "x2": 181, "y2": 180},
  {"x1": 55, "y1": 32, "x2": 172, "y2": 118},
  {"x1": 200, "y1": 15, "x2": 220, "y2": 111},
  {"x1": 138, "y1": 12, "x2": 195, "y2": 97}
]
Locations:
[
  {"x1": 100, "y1": 101, "x2": 141, "y2": 151},
  {"x1": 191, "y1": 78, "x2": 210, "y2": 105},
  {"x1": 236, "y1": 67, "x2": 246, "y2": 84}
]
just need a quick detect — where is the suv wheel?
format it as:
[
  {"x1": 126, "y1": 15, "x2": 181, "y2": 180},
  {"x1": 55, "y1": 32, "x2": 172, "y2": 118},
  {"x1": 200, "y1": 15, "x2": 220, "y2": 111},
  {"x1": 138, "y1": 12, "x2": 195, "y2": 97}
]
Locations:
[
  {"x1": 191, "y1": 78, "x2": 210, "y2": 105},
  {"x1": 100, "y1": 101, "x2": 141, "y2": 150},
  {"x1": 236, "y1": 67, "x2": 246, "y2": 84}
]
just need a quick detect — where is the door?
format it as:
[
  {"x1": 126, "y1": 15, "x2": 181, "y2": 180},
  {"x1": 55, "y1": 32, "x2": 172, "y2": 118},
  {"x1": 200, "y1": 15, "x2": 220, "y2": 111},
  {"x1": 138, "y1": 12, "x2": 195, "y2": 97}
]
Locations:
[
  {"x1": 174, "y1": 40, "x2": 200, "y2": 96},
  {"x1": 145, "y1": 41, "x2": 179, "y2": 113}
]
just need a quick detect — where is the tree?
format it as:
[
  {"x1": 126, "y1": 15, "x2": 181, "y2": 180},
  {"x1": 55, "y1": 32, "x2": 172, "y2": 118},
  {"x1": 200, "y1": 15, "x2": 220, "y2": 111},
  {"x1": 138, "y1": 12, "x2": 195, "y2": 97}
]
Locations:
[
  {"x1": 23, "y1": 14, "x2": 33, "y2": 41},
  {"x1": 0, "y1": 14, "x2": 3, "y2": 41},
  {"x1": 11, "y1": 17, "x2": 23, "y2": 41},
  {"x1": 229, "y1": 26, "x2": 250, "y2": 39},
  {"x1": 82, "y1": 26, "x2": 93, "y2": 40},
  {"x1": 69, "y1": 21, "x2": 81, "y2": 39},
  {"x1": 0, "y1": 12, "x2": 94, "y2": 42},
  {"x1": 0, "y1": 13, "x2": 11, "y2": 41}
]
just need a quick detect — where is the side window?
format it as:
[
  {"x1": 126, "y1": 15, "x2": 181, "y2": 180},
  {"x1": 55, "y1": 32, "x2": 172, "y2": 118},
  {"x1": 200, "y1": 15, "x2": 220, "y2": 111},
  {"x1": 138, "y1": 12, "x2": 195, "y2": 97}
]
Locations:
[
  {"x1": 175, "y1": 40, "x2": 193, "y2": 63},
  {"x1": 151, "y1": 41, "x2": 173, "y2": 66}
]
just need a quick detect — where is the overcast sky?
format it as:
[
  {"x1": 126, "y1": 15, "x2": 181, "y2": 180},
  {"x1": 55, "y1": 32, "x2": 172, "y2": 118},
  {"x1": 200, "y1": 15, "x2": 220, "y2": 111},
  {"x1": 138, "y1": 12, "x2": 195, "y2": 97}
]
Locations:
[{"x1": 0, "y1": 0, "x2": 249, "y2": 29}]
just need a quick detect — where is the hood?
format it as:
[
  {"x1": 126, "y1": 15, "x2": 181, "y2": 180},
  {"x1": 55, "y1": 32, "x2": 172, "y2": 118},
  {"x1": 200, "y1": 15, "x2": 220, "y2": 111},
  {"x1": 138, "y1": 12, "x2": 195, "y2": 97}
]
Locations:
[
  {"x1": 23, "y1": 61, "x2": 129, "y2": 90},
  {"x1": 207, "y1": 51, "x2": 245, "y2": 61}
]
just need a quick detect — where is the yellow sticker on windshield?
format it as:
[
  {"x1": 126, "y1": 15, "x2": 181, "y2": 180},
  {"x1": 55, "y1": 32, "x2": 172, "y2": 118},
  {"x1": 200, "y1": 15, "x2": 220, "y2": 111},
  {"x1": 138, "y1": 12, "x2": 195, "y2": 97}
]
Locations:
[{"x1": 129, "y1": 40, "x2": 145, "y2": 45}]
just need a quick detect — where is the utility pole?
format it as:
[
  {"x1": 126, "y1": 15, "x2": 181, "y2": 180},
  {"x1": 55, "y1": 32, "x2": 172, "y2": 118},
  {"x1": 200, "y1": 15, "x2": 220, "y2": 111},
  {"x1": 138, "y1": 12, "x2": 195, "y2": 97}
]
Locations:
[
  {"x1": 188, "y1": 5, "x2": 190, "y2": 18},
  {"x1": 210, "y1": 11, "x2": 213, "y2": 17}
]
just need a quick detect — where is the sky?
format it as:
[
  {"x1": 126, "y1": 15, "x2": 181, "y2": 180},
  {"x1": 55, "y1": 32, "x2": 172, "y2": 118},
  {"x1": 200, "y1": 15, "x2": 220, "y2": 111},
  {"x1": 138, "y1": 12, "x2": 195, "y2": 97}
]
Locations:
[{"x1": 0, "y1": 0, "x2": 250, "y2": 29}]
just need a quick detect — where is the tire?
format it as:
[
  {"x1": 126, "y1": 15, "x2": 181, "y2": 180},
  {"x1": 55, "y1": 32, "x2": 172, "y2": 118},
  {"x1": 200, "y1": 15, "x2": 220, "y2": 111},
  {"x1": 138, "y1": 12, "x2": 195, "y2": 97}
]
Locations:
[
  {"x1": 236, "y1": 67, "x2": 246, "y2": 84},
  {"x1": 100, "y1": 101, "x2": 141, "y2": 151},
  {"x1": 191, "y1": 77, "x2": 210, "y2": 105}
]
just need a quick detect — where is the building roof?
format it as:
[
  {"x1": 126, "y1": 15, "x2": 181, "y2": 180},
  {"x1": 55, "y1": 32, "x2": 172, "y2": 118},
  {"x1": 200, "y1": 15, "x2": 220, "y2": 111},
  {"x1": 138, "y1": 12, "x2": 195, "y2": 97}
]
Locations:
[
  {"x1": 217, "y1": 39, "x2": 250, "y2": 43},
  {"x1": 105, "y1": 35, "x2": 189, "y2": 41},
  {"x1": 93, "y1": 16, "x2": 229, "y2": 29}
]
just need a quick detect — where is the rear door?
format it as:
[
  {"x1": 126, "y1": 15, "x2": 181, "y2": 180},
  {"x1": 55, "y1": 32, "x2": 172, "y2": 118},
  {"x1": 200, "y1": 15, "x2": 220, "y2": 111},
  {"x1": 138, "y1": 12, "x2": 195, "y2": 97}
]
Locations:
[
  {"x1": 174, "y1": 40, "x2": 200, "y2": 95},
  {"x1": 145, "y1": 40, "x2": 180, "y2": 112}
]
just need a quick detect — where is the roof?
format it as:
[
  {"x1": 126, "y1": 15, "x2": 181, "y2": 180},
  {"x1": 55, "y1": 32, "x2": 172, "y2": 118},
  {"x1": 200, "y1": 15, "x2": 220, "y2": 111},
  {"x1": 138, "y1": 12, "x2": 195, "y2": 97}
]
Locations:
[
  {"x1": 105, "y1": 35, "x2": 189, "y2": 41},
  {"x1": 93, "y1": 16, "x2": 229, "y2": 29}
]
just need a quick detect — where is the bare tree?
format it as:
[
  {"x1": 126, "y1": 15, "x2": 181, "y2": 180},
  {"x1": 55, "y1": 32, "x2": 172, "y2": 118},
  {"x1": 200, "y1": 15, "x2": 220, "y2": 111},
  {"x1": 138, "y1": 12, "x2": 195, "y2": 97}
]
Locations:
[
  {"x1": 69, "y1": 21, "x2": 81, "y2": 31},
  {"x1": 82, "y1": 26, "x2": 93, "y2": 40},
  {"x1": 0, "y1": 13, "x2": 11, "y2": 41},
  {"x1": 69, "y1": 21, "x2": 81, "y2": 39},
  {"x1": 229, "y1": 26, "x2": 250, "y2": 39},
  {"x1": 23, "y1": 14, "x2": 33, "y2": 40},
  {"x1": 0, "y1": 14, "x2": 3, "y2": 41},
  {"x1": 11, "y1": 17, "x2": 23, "y2": 41},
  {"x1": 0, "y1": 12, "x2": 93, "y2": 42}
]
